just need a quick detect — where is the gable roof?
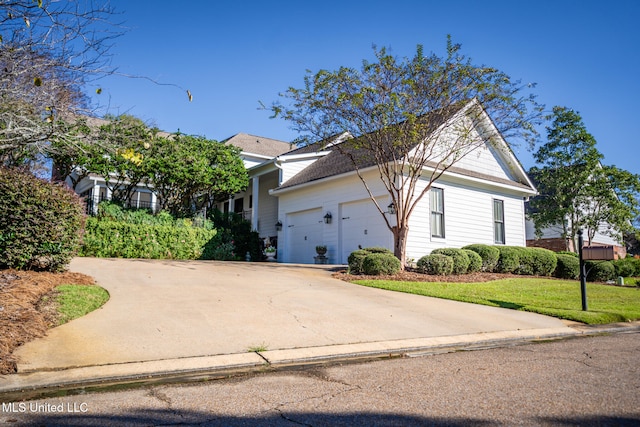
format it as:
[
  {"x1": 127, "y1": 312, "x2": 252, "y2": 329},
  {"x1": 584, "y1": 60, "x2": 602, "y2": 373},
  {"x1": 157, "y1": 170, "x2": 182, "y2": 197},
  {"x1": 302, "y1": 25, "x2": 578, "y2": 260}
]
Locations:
[
  {"x1": 222, "y1": 133, "x2": 293, "y2": 158},
  {"x1": 275, "y1": 99, "x2": 535, "y2": 193}
]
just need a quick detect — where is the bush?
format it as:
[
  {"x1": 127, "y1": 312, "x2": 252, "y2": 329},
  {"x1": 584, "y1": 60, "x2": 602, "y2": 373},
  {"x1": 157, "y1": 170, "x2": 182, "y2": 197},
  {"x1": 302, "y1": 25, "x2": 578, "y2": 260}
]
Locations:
[
  {"x1": 495, "y1": 246, "x2": 521, "y2": 274},
  {"x1": 463, "y1": 244, "x2": 500, "y2": 272},
  {"x1": 528, "y1": 247, "x2": 558, "y2": 276},
  {"x1": 347, "y1": 247, "x2": 393, "y2": 274},
  {"x1": 431, "y1": 248, "x2": 470, "y2": 274},
  {"x1": 554, "y1": 254, "x2": 580, "y2": 280},
  {"x1": 361, "y1": 252, "x2": 401, "y2": 275},
  {"x1": 586, "y1": 261, "x2": 616, "y2": 282},
  {"x1": 613, "y1": 258, "x2": 638, "y2": 277},
  {"x1": 417, "y1": 254, "x2": 454, "y2": 275},
  {"x1": 513, "y1": 247, "x2": 534, "y2": 275},
  {"x1": 79, "y1": 218, "x2": 216, "y2": 259},
  {"x1": 463, "y1": 249, "x2": 483, "y2": 273},
  {"x1": 208, "y1": 210, "x2": 261, "y2": 261},
  {"x1": 0, "y1": 168, "x2": 85, "y2": 271}
]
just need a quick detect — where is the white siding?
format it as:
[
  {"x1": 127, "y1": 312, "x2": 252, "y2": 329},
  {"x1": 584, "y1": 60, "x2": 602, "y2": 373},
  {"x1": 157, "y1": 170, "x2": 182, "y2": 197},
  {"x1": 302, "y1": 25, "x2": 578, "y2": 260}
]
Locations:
[
  {"x1": 405, "y1": 177, "x2": 527, "y2": 262},
  {"x1": 280, "y1": 158, "x2": 321, "y2": 184}
]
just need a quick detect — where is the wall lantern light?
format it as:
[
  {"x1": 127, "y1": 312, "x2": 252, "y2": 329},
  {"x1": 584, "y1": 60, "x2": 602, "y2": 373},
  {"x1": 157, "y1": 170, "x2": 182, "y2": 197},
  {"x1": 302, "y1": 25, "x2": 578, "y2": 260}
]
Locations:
[
  {"x1": 324, "y1": 212, "x2": 332, "y2": 224},
  {"x1": 387, "y1": 203, "x2": 396, "y2": 215},
  {"x1": 275, "y1": 220, "x2": 283, "y2": 231}
]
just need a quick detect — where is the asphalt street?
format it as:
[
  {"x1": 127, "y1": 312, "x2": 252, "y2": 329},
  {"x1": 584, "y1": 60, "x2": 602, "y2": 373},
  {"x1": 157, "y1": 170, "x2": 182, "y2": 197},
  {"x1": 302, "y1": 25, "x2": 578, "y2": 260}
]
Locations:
[{"x1": 2, "y1": 331, "x2": 638, "y2": 426}]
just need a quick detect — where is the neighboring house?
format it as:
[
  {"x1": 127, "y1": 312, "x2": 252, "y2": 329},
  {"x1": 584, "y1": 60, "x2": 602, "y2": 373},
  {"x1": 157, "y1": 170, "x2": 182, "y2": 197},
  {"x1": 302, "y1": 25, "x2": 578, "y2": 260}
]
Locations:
[{"x1": 219, "y1": 100, "x2": 538, "y2": 264}]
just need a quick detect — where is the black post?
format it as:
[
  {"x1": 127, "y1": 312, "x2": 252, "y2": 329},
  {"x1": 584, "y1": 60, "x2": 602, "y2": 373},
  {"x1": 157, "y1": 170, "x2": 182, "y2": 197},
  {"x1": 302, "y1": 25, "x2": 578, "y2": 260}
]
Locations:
[{"x1": 577, "y1": 229, "x2": 588, "y2": 311}]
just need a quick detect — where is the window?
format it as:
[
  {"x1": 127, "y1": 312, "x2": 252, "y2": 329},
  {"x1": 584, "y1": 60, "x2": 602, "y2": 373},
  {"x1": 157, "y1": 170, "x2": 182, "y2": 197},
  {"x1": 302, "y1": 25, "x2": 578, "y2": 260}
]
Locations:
[
  {"x1": 430, "y1": 187, "x2": 445, "y2": 238},
  {"x1": 493, "y1": 199, "x2": 505, "y2": 244}
]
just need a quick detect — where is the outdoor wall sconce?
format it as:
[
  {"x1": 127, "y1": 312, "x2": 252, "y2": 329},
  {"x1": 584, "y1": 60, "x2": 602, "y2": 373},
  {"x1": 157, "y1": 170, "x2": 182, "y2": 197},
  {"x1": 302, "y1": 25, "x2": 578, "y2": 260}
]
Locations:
[
  {"x1": 387, "y1": 203, "x2": 396, "y2": 215},
  {"x1": 275, "y1": 220, "x2": 282, "y2": 231},
  {"x1": 324, "y1": 212, "x2": 332, "y2": 224}
]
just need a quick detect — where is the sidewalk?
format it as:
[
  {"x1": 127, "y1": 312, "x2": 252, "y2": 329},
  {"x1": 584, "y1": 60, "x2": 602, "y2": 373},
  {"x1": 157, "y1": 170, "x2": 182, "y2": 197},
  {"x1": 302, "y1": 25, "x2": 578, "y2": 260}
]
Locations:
[{"x1": 3, "y1": 258, "x2": 637, "y2": 400}]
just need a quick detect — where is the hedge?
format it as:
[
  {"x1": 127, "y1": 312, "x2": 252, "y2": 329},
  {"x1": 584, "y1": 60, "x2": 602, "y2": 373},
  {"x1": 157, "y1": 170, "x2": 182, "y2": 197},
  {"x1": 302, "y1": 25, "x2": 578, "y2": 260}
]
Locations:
[
  {"x1": 79, "y1": 218, "x2": 216, "y2": 259},
  {"x1": 463, "y1": 249, "x2": 483, "y2": 273}
]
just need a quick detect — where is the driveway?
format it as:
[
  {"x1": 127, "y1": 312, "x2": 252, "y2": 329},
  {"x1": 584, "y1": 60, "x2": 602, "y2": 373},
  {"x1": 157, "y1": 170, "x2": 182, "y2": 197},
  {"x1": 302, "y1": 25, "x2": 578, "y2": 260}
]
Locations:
[{"x1": 15, "y1": 258, "x2": 569, "y2": 372}]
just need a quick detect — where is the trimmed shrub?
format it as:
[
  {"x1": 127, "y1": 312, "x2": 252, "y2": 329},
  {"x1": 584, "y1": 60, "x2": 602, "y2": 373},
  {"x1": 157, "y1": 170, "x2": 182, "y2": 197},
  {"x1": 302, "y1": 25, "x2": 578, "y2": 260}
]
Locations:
[
  {"x1": 554, "y1": 254, "x2": 580, "y2": 280},
  {"x1": 463, "y1": 249, "x2": 483, "y2": 273},
  {"x1": 417, "y1": 254, "x2": 454, "y2": 275},
  {"x1": 528, "y1": 247, "x2": 558, "y2": 276},
  {"x1": 361, "y1": 252, "x2": 401, "y2": 275},
  {"x1": 348, "y1": 249, "x2": 371, "y2": 274},
  {"x1": 431, "y1": 248, "x2": 470, "y2": 274},
  {"x1": 513, "y1": 247, "x2": 534, "y2": 275},
  {"x1": 0, "y1": 168, "x2": 85, "y2": 271},
  {"x1": 463, "y1": 244, "x2": 500, "y2": 272},
  {"x1": 495, "y1": 246, "x2": 521, "y2": 274},
  {"x1": 586, "y1": 261, "x2": 616, "y2": 282},
  {"x1": 347, "y1": 247, "x2": 393, "y2": 274}
]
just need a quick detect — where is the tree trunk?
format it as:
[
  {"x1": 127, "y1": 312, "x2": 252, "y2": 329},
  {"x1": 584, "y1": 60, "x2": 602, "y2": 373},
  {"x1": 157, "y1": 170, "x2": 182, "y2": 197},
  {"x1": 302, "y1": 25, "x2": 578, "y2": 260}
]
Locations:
[{"x1": 393, "y1": 225, "x2": 409, "y2": 269}]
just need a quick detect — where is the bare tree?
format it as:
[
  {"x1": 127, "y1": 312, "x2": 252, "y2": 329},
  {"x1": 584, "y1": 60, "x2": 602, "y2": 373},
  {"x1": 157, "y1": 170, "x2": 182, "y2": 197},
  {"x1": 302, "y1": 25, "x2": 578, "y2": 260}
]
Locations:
[{"x1": 0, "y1": 0, "x2": 120, "y2": 163}]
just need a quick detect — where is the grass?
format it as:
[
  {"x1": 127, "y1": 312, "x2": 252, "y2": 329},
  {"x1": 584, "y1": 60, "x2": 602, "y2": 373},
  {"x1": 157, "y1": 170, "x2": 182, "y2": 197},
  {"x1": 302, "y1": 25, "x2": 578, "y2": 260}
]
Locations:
[
  {"x1": 56, "y1": 284, "x2": 110, "y2": 325},
  {"x1": 352, "y1": 277, "x2": 640, "y2": 325},
  {"x1": 247, "y1": 342, "x2": 269, "y2": 353}
]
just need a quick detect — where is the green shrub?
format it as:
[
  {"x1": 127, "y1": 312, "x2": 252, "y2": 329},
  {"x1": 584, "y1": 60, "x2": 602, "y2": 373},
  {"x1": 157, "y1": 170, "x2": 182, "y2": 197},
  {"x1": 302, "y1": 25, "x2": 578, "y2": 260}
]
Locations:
[
  {"x1": 554, "y1": 254, "x2": 580, "y2": 280},
  {"x1": 463, "y1": 244, "x2": 500, "y2": 272},
  {"x1": 348, "y1": 250, "x2": 370, "y2": 274},
  {"x1": 528, "y1": 247, "x2": 558, "y2": 276},
  {"x1": 513, "y1": 247, "x2": 534, "y2": 275},
  {"x1": 613, "y1": 258, "x2": 637, "y2": 278},
  {"x1": 79, "y1": 218, "x2": 216, "y2": 259},
  {"x1": 495, "y1": 246, "x2": 520, "y2": 274},
  {"x1": 463, "y1": 249, "x2": 483, "y2": 273},
  {"x1": 0, "y1": 168, "x2": 85, "y2": 271},
  {"x1": 208, "y1": 210, "x2": 261, "y2": 261},
  {"x1": 347, "y1": 247, "x2": 393, "y2": 274},
  {"x1": 361, "y1": 252, "x2": 401, "y2": 275},
  {"x1": 431, "y1": 248, "x2": 470, "y2": 274},
  {"x1": 586, "y1": 261, "x2": 616, "y2": 282},
  {"x1": 417, "y1": 254, "x2": 454, "y2": 275},
  {"x1": 557, "y1": 251, "x2": 579, "y2": 258}
]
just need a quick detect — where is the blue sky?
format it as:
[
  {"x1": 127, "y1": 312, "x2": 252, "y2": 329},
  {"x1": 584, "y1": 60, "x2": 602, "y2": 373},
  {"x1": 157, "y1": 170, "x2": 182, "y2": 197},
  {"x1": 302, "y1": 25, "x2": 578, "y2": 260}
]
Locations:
[{"x1": 91, "y1": 0, "x2": 639, "y2": 174}]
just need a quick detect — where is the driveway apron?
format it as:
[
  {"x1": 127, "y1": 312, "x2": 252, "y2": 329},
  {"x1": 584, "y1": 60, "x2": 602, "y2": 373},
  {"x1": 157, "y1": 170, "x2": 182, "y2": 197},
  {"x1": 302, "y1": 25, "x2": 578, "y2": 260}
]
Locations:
[{"x1": 14, "y1": 258, "x2": 568, "y2": 372}]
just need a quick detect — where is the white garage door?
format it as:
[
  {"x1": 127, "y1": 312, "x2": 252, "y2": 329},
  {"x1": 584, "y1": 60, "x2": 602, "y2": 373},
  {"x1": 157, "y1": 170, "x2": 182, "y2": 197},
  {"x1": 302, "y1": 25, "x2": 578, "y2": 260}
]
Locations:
[
  {"x1": 340, "y1": 199, "x2": 392, "y2": 264},
  {"x1": 286, "y1": 208, "x2": 323, "y2": 264}
]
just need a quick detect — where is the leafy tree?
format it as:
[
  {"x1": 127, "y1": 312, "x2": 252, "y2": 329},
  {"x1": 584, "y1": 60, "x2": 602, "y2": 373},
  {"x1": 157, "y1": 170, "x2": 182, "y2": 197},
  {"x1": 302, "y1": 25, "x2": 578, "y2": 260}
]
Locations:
[
  {"x1": 146, "y1": 134, "x2": 248, "y2": 217},
  {"x1": 529, "y1": 106, "x2": 640, "y2": 250},
  {"x1": 270, "y1": 38, "x2": 543, "y2": 266},
  {"x1": 89, "y1": 115, "x2": 156, "y2": 204}
]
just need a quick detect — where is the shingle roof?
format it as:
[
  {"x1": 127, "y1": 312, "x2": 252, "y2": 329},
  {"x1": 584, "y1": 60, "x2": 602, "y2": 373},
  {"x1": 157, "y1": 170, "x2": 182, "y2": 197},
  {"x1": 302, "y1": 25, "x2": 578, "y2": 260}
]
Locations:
[
  {"x1": 222, "y1": 133, "x2": 294, "y2": 158},
  {"x1": 277, "y1": 100, "x2": 535, "y2": 192},
  {"x1": 278, "y1": 102, "x2": 465, "y2": 190}
]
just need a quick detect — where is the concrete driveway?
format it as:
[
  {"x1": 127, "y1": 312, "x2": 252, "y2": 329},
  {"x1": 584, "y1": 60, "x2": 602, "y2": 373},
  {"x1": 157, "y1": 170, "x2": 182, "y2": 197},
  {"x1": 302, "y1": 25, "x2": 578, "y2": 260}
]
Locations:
[{"x1": 15, "y1": 258, "x2": 570, "y2": 372}]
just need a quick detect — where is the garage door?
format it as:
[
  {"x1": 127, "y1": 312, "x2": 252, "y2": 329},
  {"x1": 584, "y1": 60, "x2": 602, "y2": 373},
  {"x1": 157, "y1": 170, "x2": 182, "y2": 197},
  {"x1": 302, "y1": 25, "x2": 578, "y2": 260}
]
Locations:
[
  {"x1": 286, "y1": 208, "x2": 323, "y2": 264},
  {"x1": 340, "y1": 198, "x2": 392, "y2": 264}
]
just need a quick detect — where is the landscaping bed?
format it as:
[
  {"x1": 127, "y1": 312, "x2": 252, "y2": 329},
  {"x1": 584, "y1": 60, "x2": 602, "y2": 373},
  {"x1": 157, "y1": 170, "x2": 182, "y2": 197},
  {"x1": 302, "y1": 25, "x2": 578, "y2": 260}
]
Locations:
[{"x1": 0, "y1": 270, "x2": 96, "y2": 374}]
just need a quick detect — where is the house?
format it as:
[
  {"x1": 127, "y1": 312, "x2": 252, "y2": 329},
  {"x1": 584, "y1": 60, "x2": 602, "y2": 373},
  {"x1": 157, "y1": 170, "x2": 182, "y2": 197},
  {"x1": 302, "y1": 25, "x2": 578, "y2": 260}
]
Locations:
[{"x1": 219, "y1": 99, "x2": 538, "y2": 264}]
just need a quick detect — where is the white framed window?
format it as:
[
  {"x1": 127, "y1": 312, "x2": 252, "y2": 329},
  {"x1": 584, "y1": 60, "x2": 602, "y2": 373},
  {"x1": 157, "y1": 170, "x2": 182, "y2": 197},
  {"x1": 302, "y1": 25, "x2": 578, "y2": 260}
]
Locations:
[
  {"x1": 493, "y1": 199, "x2": 505, "y2": 244},
  {"x1": 430, "y1": 187, "x2": 445, "y2": 238}
]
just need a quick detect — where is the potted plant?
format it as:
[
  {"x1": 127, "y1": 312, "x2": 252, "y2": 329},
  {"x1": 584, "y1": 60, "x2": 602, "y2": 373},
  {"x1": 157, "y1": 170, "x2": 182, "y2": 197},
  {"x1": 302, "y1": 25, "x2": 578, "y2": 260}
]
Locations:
[
  {"x1": 315, "y1": 245, "x2": 327, "y2": 256},
  {"x1": 265, "y1": 246, "x2": 276, "y2": 261}
]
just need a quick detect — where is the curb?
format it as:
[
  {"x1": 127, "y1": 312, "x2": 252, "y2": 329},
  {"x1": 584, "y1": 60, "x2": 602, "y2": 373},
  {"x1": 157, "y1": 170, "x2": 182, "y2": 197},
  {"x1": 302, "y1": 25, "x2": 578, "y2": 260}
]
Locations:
[{"x1": 1, "y1": 322, "x2": 638, "y2": 402}]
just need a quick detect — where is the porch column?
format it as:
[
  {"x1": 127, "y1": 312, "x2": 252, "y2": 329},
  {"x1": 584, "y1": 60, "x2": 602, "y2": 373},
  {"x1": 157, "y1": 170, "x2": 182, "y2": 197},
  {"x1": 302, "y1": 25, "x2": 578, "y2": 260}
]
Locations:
[
  {"x1": 92, "y1": 182, "x2": 101, "y2": 215},
  {"x1": 251, "y1": 176, "x2": 259, "y2": 232},
  {"x1": 150, "y1": 192, "x2": 157, "y2": 213}
]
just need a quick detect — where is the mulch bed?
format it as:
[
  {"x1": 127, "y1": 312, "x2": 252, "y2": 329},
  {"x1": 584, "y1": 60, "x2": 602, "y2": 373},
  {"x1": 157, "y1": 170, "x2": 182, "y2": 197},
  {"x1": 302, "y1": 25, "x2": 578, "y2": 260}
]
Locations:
[
  {"x1": 0, "y1": 270, "x2": 95, "y2": 374},
  {"x1": 333, "y1": 269, "x2": 525, "y2": 283}
]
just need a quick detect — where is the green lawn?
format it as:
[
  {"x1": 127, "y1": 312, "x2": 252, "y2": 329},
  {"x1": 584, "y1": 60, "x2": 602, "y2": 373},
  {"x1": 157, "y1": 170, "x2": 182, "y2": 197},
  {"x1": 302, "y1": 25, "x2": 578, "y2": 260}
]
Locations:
[
  {"x1": 352, "y1": 277, "x2": 640, "y2": 324},
  {"x1": 56, "y1": 284, "x2": 110, "y2": 325}
]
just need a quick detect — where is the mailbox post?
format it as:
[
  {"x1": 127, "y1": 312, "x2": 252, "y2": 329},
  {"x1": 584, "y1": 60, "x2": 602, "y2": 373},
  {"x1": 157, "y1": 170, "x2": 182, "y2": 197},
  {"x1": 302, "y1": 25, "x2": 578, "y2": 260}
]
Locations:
[{"x1": 577, "y1": 229, "x2": 588, "y2": 311}]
